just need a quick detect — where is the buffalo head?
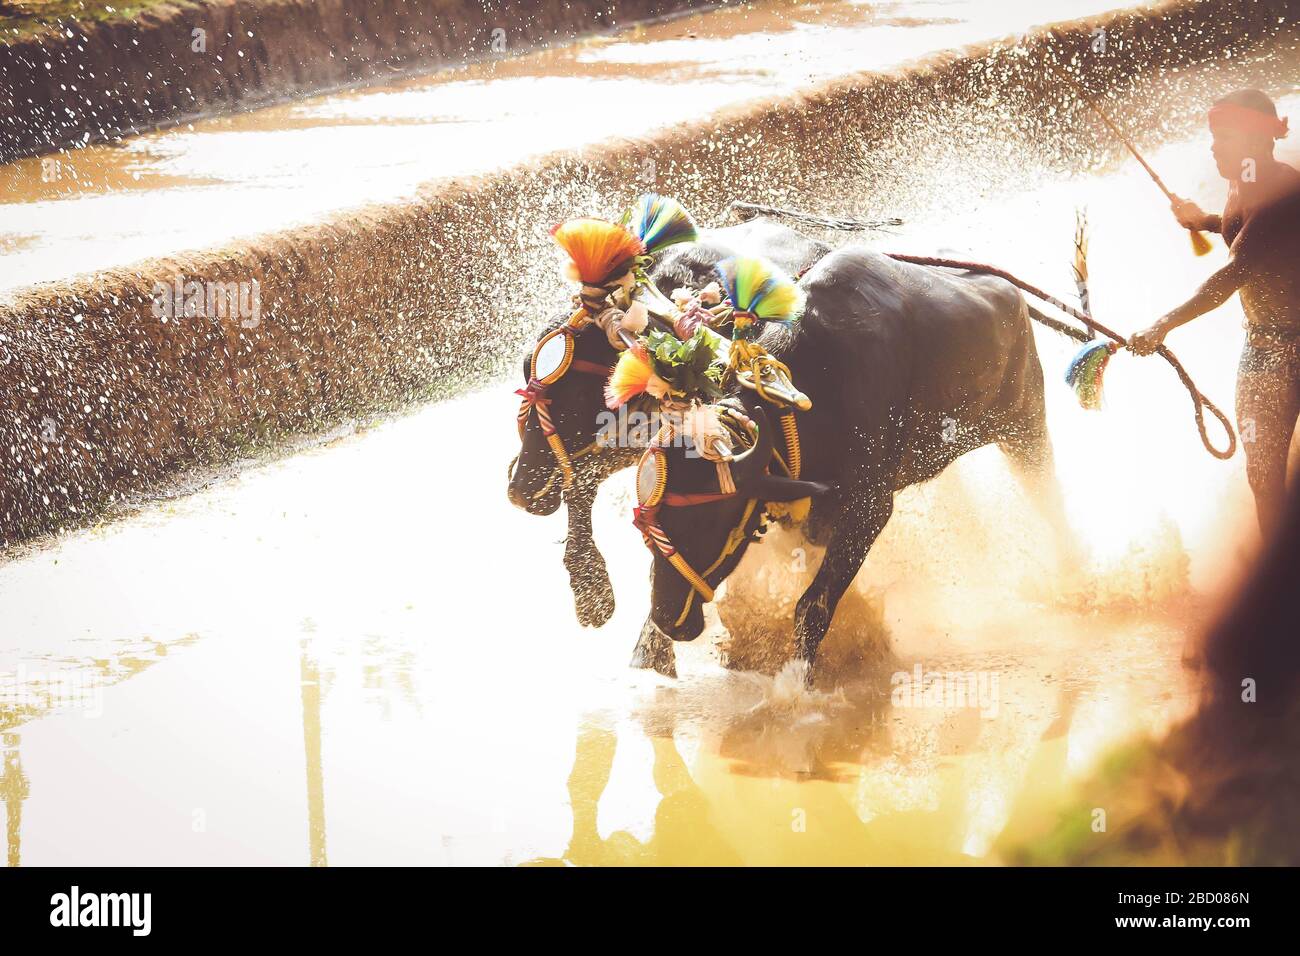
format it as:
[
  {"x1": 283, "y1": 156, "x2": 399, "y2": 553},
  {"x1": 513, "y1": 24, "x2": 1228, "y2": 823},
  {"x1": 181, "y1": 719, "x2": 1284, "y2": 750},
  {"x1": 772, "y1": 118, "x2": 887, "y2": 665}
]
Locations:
[
  {"x1": 643, "y1": 405, "x2": 831, "y2": 641},
  {"x1": 507, "y1": 315, "x2": 620, "y2": 515}
]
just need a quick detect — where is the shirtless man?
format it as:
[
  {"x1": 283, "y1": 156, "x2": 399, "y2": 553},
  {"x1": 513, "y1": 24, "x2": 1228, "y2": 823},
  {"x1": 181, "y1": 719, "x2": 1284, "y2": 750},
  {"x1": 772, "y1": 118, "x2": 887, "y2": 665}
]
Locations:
[{"x1": 1129, "y1": 89, "x2": 1300, "y2": 534}]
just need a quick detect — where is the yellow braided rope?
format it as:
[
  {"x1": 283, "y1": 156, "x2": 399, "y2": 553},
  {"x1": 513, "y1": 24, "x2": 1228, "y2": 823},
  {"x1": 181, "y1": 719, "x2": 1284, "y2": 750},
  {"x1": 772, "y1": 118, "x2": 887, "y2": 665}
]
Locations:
[
  {"x1": 727, "y1": 339, "x2": 798, "y2": 406},
  {"x1": 528, "y1": 438, "x2": 602, "y2": 502},
  {"x1": 765, "y1": 412, "x2": 812, "y2": 524},
  {"x1": 547, "y1": 434, "x2": 575, "y2": 486},
  {"x1": 669, "y1": 554, "x2": 716, "y2": 607},
  {"x1": 673, "y1": 498, "x2": 758, "y2": 627}
]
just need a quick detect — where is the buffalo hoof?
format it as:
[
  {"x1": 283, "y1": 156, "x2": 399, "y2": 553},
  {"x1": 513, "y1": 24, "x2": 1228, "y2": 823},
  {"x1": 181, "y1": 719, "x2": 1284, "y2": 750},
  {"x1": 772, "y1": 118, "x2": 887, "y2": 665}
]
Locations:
[
  {"x1": 575, "y1": 589, "x2": 616, "y2": 628},
  {"x1": 569, "y1": 566, "x2": 616, "y2": 628},
  {"x1": 629, "y1": 619, "x2": 677, "y2": 679}
]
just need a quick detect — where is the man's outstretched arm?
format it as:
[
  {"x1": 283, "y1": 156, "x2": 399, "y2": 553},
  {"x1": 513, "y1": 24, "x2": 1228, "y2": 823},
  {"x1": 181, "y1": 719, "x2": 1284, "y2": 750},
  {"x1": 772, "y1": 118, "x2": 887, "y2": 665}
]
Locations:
[{"x1": 1129, "y1": 247, "x2": 1254, "y2": 354}]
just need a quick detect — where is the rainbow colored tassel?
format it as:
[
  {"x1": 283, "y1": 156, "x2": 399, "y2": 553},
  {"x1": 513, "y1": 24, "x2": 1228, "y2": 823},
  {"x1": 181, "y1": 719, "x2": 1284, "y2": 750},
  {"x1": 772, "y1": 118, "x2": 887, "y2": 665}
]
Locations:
[
  {"x1": 714, "y1": 256, "x2": 803, "y2": 339},
  {"x1": 552, "y1": 218, "x2": 646, "y2": 285},
  {"x1": 622, "y1": 194, "x2": 699, "y2": 256},
  {"x1": 604, "y1": 346, "x2": 661, "y2": 409},
  {"x1": 1065, "y1": 340, "x2": 1117, "y2": 410}
]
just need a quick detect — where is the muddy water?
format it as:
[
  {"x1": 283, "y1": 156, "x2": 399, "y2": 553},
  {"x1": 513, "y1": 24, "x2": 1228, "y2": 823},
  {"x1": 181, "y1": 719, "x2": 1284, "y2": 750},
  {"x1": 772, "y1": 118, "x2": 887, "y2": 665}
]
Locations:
[
  {"x1": 3, "y1": 78, "x2": 1296, "y2": 864},
  {"x1": 0, "y1": 0, "x2": 1128, "y2": 294}
]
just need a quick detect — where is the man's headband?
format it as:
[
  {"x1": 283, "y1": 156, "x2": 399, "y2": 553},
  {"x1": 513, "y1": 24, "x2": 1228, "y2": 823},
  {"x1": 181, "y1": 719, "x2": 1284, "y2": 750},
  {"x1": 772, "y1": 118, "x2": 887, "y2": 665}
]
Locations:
[{"x1": 1209, "y1": 102, "x2": 1289, "y2": 139}]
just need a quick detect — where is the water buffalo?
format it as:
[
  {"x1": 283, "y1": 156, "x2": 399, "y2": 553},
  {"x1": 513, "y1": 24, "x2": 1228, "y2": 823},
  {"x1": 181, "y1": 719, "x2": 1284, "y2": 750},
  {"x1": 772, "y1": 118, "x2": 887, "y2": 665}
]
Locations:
[
  {"x1": 506, "y1": 218, "x2": 829, "y2": 628},
  {"x1": 638, "y1": 246, "x2": 1070, "y2": 675}
]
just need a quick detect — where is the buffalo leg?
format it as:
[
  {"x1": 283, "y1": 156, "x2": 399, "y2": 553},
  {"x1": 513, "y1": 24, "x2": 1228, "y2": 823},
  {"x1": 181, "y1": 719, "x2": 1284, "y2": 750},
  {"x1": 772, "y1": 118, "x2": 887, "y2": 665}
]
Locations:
[
  {"x1": 998, "y1": 409, "x2": 1083, "y2": 576},
  {"x1": 794, "y1": 484, "x2": 895, "y2": 674},
  {"x1": 629, "y1": 614, "x2": 677, "y2": 678},
  {"x1": 563, "y1": 486, "x2": 616, "y2": 627}
]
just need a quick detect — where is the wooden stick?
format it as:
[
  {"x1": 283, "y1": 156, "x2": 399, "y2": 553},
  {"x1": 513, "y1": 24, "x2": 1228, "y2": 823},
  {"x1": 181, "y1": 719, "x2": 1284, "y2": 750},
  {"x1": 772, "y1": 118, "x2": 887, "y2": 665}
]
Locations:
[{"x1": 1046, "y1": 61, "x2": 1212, "y2": 254}]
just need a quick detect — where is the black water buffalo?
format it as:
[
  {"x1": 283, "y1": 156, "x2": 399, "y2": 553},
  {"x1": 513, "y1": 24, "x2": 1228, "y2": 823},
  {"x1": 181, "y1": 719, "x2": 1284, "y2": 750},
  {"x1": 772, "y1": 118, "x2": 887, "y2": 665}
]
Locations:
[
  {"x1": 506, "y1": 218, "x2": 829, "y2": 627},
  {"x1": 640, "y1": 246, "x2": 1066, "y2": 672}
]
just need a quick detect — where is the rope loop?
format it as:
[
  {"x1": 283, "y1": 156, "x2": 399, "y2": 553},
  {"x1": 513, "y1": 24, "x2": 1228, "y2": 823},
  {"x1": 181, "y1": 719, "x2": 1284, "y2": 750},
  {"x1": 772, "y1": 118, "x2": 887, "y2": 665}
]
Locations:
[{"x1": 1156, "y1": 345, "x2": 1237, "y2": 460}]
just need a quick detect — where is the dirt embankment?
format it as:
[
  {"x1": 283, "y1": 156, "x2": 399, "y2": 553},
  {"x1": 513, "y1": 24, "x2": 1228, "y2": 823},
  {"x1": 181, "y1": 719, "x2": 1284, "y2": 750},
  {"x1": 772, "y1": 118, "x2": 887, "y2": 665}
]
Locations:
[
  {"x1": 1, "y1": 0, "x2": 1295, "y2": 547},
  {"x1": 0, "y1": 0, "x2": 728, "y2": 161}
]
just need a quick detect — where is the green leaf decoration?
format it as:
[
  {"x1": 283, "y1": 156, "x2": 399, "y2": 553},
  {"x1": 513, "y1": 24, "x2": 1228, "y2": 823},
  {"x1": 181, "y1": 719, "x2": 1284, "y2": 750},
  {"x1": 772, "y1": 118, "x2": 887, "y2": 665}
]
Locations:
[{"x1": 645, "y1": 327, "x2": 725, "y2": 401}]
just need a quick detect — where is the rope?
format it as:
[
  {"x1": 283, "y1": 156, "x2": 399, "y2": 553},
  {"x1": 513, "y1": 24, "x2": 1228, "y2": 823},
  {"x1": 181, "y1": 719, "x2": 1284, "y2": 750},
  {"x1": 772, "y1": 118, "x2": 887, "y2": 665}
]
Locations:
[
  {"x1": 727, "y1": 201, "x2": 903, "y2": 232},
  {"x1": 673, "y1": 498, "x2": 760, "y2": 626},
  {"x1": 1026, "y1": 304, "x2": 1091, "y2": 343},
  {"x1": 728, "y1": 338, "x2": 799, "y2": 406},
  {"x1": 521, "y1": 438, "x2": 603, "y2": 503},
  {"x1": 884, "y1": 253, "x2": 1237, "y2": 461}
]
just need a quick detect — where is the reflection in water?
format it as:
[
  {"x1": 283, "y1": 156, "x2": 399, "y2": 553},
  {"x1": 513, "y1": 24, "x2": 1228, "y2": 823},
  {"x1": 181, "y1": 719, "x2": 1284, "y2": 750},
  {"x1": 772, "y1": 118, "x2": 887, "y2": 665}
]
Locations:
[
  {"x1": 0, "y1": 633, "x2": 199, "y2": 733},
  {"x1": 525, "y1": 717, "x2": 742, "y2": 867},
  {"x1": 359, "y1": 635, "x2": 420, "y2": 721},
  {"x1": 516, "y1": 601, "x2": 1207, "y2": 866},
  {"x1": 539, "y1": 712, "x2": 878, "y2": 864},
  {"x1": 526, "y1": 678, "x2": 1096, "y2": 866},
  {"x1": 0, "y1": 633, "x2": 200, "y2": 866},
  {"x1": 1, "y1": 735, "x2": 28, "y2": 867},
  {"x1": 300, "y1": 641, "x2": 329, "y2": 868}
]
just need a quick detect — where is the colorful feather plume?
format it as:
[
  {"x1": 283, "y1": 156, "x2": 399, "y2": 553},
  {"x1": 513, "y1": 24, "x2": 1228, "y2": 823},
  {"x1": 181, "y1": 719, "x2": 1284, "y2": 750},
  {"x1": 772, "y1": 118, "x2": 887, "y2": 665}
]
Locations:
[
  {"x1": 1073, "y1": 207, "x2": 1091, "y2": 317},
  {"x1": 1063, "y1": 210, "x2": 1115, "y2": 409},
  {"x1": 605, "y1": 346, "x2": 662, "y2": 410},
  {"x1": 1064, "y1": 339, "x2": 1117, "y2": 410},
  {"x1": 714, "y1": 256, "x2": 803, "y2": 339},
  {"x1": 621, "y1": 193, "x2": 699, "y2": 256},
  {"x1": 552, "y1": 218, "x2": 646, "y2": 285}
]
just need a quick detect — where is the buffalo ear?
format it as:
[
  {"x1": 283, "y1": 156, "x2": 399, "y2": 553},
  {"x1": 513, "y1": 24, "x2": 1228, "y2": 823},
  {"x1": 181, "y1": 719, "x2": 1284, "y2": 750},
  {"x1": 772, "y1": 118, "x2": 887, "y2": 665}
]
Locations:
[{"x1": 748, "y1": 475, "x2": 833, "y2": 502}]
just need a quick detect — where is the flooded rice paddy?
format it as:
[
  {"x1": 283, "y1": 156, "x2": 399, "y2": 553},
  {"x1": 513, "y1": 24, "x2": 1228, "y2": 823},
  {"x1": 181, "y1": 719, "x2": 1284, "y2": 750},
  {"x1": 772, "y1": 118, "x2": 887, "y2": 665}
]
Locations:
[
  {"x1": 0, "y1": 0, "x2": 1126, "y2": 293},
  {"x1": 1, "y1": 2, "x2": 1297, "y2": 866}
]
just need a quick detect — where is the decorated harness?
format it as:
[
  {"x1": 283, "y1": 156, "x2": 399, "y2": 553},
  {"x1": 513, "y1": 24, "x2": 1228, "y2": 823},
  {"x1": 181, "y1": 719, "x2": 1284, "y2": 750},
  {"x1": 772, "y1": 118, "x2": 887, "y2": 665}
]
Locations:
[
  {"x1": 632, "y1": 396, "x2": 806, "y2": 627},
  {"x1": 516, "y1": 194, "x2": 814, "y2": 614},
  {"x1": 515, "y1": 303, "x2": 622, "y2": 492}
]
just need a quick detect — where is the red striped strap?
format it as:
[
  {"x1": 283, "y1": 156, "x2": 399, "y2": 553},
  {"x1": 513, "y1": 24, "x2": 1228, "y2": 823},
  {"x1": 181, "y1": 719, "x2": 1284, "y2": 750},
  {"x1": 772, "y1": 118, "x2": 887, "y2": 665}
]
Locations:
[
  {"x1": 571, "y1": 358, "x2": 613, "y2": 377},
  {"x1": 662, "y1": 490, "x2": 738, "y2": 508}
]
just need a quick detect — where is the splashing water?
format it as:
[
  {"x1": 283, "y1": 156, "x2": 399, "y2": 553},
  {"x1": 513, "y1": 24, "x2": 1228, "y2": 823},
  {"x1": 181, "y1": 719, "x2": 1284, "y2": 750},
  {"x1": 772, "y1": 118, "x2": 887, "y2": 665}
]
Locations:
[{"x1": 0, "y1": 1, "x2": 1295, "y2": 865}]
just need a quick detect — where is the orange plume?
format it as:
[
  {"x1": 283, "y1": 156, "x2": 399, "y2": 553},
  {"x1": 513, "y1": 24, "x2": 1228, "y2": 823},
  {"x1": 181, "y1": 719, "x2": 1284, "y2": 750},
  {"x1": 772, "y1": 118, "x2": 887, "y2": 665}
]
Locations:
[
  {"x1": 605, "y1": 347, "x2": 654, "y2": 409},
  {"x1": 604, "y1": 345, "x2": 672, "y2": 409},
  {"x1": 552, "y1": 218, "x2": 646, "y2": 285}
]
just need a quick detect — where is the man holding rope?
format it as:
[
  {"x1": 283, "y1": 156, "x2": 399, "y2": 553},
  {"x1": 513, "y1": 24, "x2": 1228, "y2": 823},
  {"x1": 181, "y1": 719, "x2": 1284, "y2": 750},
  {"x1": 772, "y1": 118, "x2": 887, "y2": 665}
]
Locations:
[{"x1": 1129, "y1": 90, "x2": 1300, "y2": 534}]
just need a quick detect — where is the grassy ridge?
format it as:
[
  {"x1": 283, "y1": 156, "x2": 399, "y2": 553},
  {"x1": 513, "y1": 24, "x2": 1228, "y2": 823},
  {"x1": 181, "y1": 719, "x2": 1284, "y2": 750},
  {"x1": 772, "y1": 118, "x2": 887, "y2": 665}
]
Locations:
[{"x1": 0, "y1": 2, "x2": 193, "y2": 42}]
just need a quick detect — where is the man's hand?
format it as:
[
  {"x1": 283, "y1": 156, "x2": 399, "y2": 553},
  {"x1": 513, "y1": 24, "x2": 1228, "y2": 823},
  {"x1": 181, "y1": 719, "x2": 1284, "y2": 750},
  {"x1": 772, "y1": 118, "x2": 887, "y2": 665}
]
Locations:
[
  {"x1": 1170, "y1": 195, "x2": 1208, "y2": 230},
  {"x1": 1128, "y1": 323, "x2": 1167, "y2": 356}
]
